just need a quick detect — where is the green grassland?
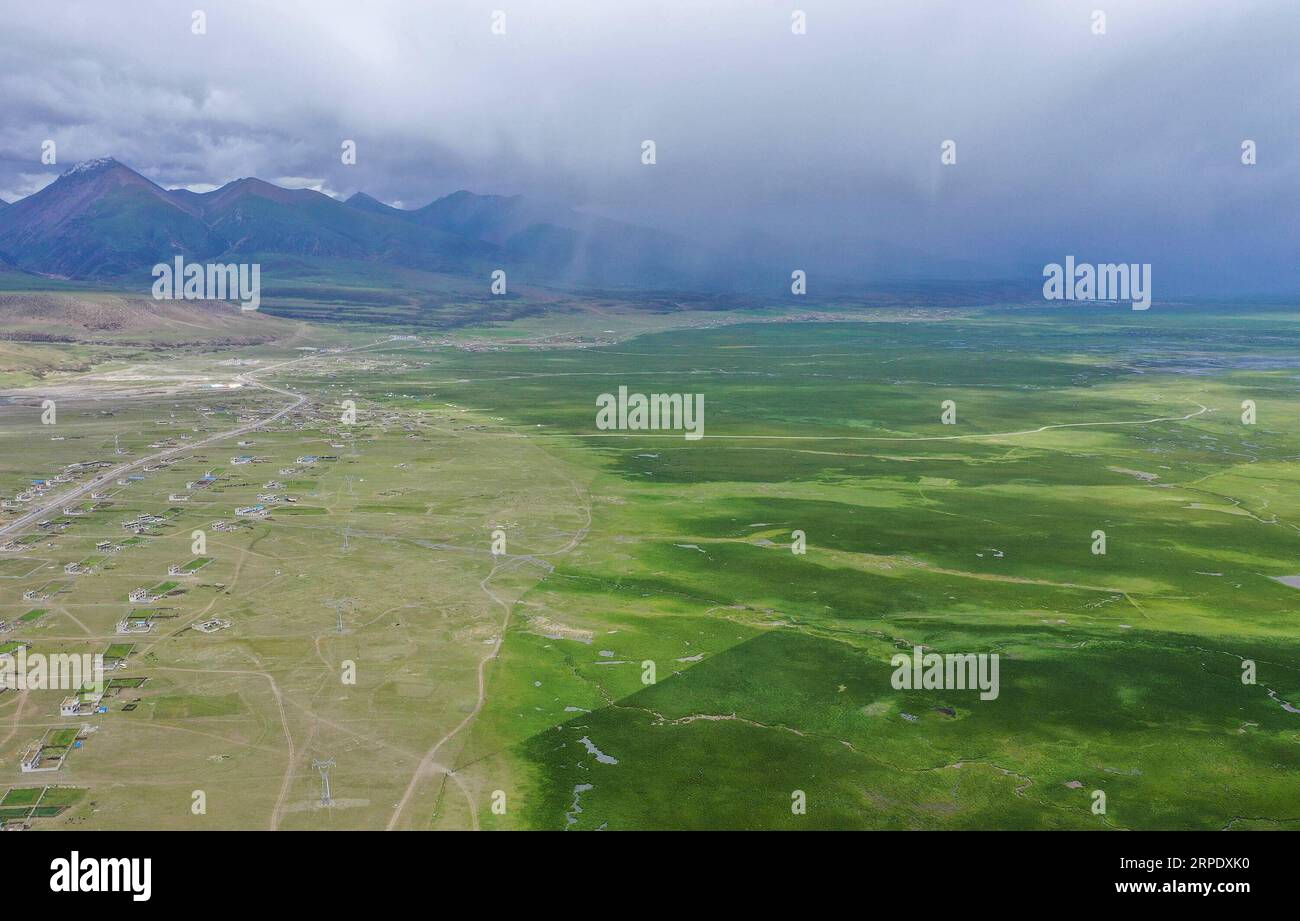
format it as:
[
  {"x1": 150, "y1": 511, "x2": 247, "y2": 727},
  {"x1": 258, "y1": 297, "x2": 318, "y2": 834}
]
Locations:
[
  {"x1": 0, "y1": 301, "x2": 1296, "y2": 829},
  {"x1": 352, "y1": 304, "x2": 1299, "y2": 830}
]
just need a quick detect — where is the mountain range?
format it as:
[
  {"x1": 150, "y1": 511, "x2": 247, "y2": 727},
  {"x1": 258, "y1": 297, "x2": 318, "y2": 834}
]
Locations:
[{"x1": 0, "y1": 158, "x2": 713, "y2": 291}]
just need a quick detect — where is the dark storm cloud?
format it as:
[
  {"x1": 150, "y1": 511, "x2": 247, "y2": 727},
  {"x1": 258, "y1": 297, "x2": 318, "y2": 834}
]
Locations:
[{"x1": 1, "y1": 0, "x2": 1297, "y2": 293}]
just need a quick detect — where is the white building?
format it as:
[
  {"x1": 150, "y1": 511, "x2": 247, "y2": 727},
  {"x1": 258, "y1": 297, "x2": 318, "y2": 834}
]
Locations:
[{"x1": 59, "y1": 690, "x2": 102, "y2": 717}]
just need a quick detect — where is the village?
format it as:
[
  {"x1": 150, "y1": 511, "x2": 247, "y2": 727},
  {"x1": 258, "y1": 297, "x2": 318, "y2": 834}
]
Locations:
[
  {"x1": 0, "y1": 350, "x2": 467, "y2": 830},
  {"x1": 0, "y1": 396, "x2": 301, "y2": 795}
]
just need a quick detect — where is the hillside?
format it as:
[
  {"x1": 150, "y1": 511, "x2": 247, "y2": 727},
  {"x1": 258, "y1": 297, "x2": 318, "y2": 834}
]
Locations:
[{"x1": 0, "y1": 291, "x2": 299, "y2": 345}]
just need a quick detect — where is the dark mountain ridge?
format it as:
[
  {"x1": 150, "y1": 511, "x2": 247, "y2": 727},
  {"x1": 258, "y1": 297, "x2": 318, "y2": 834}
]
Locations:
[{"x1": 0, "y1": 158, "x2": 709, "y2": 290}]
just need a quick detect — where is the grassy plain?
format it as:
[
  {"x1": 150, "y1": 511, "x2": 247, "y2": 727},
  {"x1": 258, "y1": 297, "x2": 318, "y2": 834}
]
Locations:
[
  {"x1": 0, "y1": 302, "x2": 1297, "y2": 829},
  {"x1": 385, "y1": 305, "x2": 1300, "y2": 830}
]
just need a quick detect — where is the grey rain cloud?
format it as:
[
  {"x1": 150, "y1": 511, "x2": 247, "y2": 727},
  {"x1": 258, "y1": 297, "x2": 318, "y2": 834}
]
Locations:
[{"x1": 1, "y1": 0, "x2": 1297, "y2": 294}]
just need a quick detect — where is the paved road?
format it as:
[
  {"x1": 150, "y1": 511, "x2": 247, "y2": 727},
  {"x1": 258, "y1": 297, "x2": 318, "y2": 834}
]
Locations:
[
  {"x1": 0, "y1": 352, "x2": 337, "y2": 541},
  {"x1": 0, "y1": 337, "x2": 399, "y2": 542},
  {"x1": 0, "y1": 379, "x2": 303, "y2": 541}
]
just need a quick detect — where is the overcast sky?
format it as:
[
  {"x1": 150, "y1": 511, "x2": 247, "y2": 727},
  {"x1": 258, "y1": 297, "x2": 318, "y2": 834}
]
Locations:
[{"x1": 1, "y1": 0, "x2": 1297, "y2": 294}]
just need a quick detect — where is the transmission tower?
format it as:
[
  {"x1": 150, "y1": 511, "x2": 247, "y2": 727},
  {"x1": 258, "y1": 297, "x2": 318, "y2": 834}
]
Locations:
[
  {"x1": 323, "y1": 597, "x2": 355, "y2": 634},
  {"x1": 312, "y1": 758, "x2": 336, "y2": 806}
]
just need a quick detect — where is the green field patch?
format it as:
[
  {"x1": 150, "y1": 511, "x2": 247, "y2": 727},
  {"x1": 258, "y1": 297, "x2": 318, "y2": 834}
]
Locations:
[
  {"x1": 46, "y1": 728, "x2": 79, "y2": 748},
  {"x1": 0, "y1": 785, "x2": 85, "y2": 822},
  {"x1": 17, "y1": 608, "x2": 47, "y2": 623},
  {"x1": 107, "y1": 677, "x2": 148, "y2": 689},
  {"x1": 0, "y1": 787, "x2": 44, "y2": 806},
  {"x1": 38, "y1": 786, "x2": 86, "y2": 807},
  {"x1": 149, "y1": 693, "x2": 243, "y2": 719}
]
